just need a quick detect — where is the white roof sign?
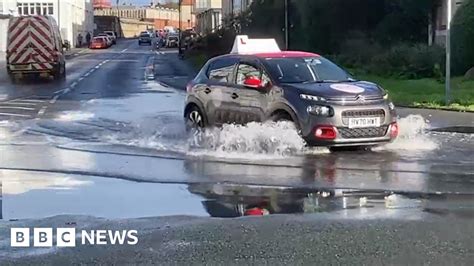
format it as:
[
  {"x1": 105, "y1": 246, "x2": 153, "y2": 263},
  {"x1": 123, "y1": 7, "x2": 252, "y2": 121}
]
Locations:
[{"x1": 230, "y1": 35, "x2": 281, "y2": 54}]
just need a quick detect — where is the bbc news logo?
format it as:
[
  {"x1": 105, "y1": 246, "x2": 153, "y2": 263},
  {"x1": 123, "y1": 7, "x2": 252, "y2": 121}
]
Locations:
[{"x1": 11, "y1": 228, "x2": 138, "y2": 247}]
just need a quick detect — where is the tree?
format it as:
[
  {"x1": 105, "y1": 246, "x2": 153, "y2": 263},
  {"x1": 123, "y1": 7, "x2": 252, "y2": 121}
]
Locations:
[{"x1": 451, "y1": 0, "x2": 474, "y2": 75}]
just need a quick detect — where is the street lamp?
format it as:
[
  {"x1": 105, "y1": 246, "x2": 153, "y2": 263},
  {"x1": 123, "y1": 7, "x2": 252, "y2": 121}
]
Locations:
[
  {"x1": 178, "y1": 0, "x2": 182, "y2": 56},
  {"x1": 284, "y1": 0, "x2": 289, "y2": 50},
  {"x1": 445, "y1": 0, "x2": 452, "y2": 105}
]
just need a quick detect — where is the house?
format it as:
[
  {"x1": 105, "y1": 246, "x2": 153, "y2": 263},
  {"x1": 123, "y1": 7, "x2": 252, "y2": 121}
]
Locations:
[
  {"x1": 0, "y1": 0, "x2": 94, "y2": 50},
  {"x1": 430, "y1": 0, "x2": 464, "y2": 45},
  {"x1": 193, "y1": 0, "x2": 222, "y2": 34},
  {"x1": 94, "y1": 3, "x2": 195, "y2": 32},
  {"x1": 222, "y1": 0, "x2": 253, "y2": 18}
]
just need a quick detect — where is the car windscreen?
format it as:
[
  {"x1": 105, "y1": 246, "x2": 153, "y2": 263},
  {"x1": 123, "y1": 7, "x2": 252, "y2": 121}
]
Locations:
[
  {"x1": 140, "y1": 34, "x2": 150, "y2": 38},
  {"x1": 264, "y1": 57, "x2": 352, "y2": 83}
]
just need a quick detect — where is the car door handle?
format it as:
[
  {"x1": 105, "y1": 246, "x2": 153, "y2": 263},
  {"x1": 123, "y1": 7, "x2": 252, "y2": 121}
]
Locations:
[
  {"x1": 204, "y1": 88, "x2": 211, "y2": 94},
  {"x1": 231, "y1": 93, "x2": 239, "y2": 99}
]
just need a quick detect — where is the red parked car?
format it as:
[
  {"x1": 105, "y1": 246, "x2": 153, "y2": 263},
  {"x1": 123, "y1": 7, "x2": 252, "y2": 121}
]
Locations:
[{"x1": 89, "y1": 37, "x2": 108, "y2": 49}]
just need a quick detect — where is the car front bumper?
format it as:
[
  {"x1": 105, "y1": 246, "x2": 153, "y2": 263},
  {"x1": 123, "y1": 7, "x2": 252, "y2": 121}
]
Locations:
[{"x1": 300, "y1": 102, "x2": 397, "y2": 147}]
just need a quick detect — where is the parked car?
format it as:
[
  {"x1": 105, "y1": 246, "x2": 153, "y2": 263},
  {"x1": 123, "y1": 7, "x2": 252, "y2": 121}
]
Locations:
[
  {"x1": 138, "y1": 32, "x2": 152, "y2": 46},
  {"x1": 166, "y1": 34, "x2": 179, "y2": 48},
  {"x1": 184, "y1": 36, "x2": 398, "y2": 149},
  {"x1": 97, "y1": 33, "x2": 113, "y2": 46},
  {"x1": 103, "y1": 31, "x2": 117, "y2": 44},
  {"x1": 6, "y1": 15, "x2": 66, "y2": 81},
  {"x1": 89, "y1": 37, "x2": 109, "y2": 49}
]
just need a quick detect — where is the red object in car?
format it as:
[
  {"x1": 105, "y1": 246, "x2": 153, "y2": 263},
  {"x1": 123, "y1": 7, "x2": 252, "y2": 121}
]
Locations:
[
  {"x1": 390, "y1": 122, "x2": 399, "y2": 138},
  {"x1": 314, "y1": 125, "x2": 337, "y2": 140},
  {"x1": 243, "y1": 76, "x2": 262, "y2": 88}
]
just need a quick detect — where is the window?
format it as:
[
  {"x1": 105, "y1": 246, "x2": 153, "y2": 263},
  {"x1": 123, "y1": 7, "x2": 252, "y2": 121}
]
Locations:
[
  {"x1": 236, "y1": 64, "x2": 261, "y2": 85},
  {"x1": 36, "y1": 3, "x2": 41, "y2": 15},
  {"x1": 207, "y1": 58, "x2": 238, "y2": 83},
  {"x1": 264, "y1": 57, "x2": 351, "y2": 83},
  {"x1": 47, "y1": 3, "x2": 53, "y2": 15}
]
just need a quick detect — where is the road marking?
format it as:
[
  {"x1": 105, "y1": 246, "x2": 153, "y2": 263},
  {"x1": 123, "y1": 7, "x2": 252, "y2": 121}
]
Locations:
[
  {"x1": 38, "y1": 106, "x2": 47, "y2": 116},
  {"x1": 11, "y1": 99, "x2": 45, "y2": 103},
  {"x1": 78, "y1": 77, "x2": 84, "y2": 81},
  {"x1": 121, "y1": 48, "x2": 128, "y2": 53},
  {"x1": 63, "y1": 88, "x2": 71, "y2": 94},
  {"x1": 0, "y1": 106, "x2": 36, "y2": 111},
  {"x1": 49, "y1": 95, "x2": 59, "y2": 104},
  {"x1": 70, "y1": 81, "x2": 78, "y2": 88},
  {"x1": 74, "y1": 53, "x2": 79, "y2": 56},
  {"x1": 160, "y1": 52, "x2": 164, "y2": 55},
  {"x1": 0, "y1": 112, "x2": 31, "y2": 117},
  {"x1": 1, "y1": 102, "x2": 37, "y2": 106},
  {"x1": 54, "y1": 88, "x2": 65, "y2": 94},
  {"x1": 84, "y1": 73, "x2": 90, "y2": 77},
  {"x1": 95, "y1": 65, "x2": 100, "y2": 69}
]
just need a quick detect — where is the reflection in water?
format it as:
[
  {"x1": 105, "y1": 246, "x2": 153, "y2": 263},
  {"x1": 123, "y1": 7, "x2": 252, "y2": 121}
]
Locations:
[
  {"x1": 188, "y1": 183, "x2": 474, "y2": 219},
  {"x1": 0, "y1": 170, "x2": 92, "y2": 195},
  {"x1": 183, "y1": 150, "x2": 428, "y2": 192}
]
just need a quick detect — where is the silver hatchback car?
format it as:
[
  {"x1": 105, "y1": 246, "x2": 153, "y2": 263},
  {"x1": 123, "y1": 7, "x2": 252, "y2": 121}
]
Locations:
[{"x1": 184, "y1": 51, "x2": 398, "y2": 148}]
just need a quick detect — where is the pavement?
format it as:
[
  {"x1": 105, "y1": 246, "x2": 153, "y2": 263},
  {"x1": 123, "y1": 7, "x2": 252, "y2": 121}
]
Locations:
[
  {"x1": 0, "y1": 38, "x2": 473, "y2": 264},
  {"x1": 1, "y1": 213, "x2": 473, "y2": 265}
]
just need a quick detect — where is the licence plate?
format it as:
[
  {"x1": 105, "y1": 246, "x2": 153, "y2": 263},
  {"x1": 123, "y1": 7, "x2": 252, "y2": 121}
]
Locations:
[{"x1": 348, "y1": 117, "x2": 380, "y2": 128}]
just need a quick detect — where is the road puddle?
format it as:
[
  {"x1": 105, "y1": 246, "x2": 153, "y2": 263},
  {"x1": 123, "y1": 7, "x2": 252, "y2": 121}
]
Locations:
[{"x1": 2, "y1": 171, "x2": 473, "y2": 220}]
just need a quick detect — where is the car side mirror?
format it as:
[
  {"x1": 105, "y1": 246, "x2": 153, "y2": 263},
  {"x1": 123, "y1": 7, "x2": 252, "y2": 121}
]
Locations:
[{"x1": 243, "y1": 76, "x2": 263, "y2": 89}]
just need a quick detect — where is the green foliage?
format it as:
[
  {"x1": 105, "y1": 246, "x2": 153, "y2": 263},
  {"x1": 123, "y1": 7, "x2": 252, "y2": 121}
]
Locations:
[
  {"x1": 357, "y1": 74, "x2": 474, "y2": 111},
  {"x1": 368, "y1": 44, "x2": 444, "y2": 79},
  {"x1": 452, "y1": 0, "x2": 474, "y2": 75}
]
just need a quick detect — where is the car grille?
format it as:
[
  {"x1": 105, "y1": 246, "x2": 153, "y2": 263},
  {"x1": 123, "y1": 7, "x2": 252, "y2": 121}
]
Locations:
[
  {"x1": 337, "y1": 126, "x2": 389, "y2": 139},
  {"x1": 341, "y1": 109, "x2": 385, "y2": 125}
]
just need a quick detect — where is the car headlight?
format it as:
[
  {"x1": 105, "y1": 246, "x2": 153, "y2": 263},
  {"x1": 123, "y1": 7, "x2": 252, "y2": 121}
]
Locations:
[
  {"x1": 300, "y1": 94, "x2": 326, "y2": 102},
  {"x1": 383, "y1": 94, "x2": 389, "y2": 100},
  {"x1": 307, "y1": 105, "x2": 332, "y2": 116}
]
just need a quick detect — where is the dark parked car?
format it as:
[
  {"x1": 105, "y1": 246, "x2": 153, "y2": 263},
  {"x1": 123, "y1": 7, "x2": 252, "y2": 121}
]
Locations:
[
  {"x1": 138, "y1": 32, "x2": 152, "y2": 46},
  {"x1": 184, "y1": 50, "x2": 398, "y2": 148}
]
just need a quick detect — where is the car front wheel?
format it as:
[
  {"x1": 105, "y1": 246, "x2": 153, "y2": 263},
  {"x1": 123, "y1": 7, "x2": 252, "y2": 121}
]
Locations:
[{"x1": 185, "y1": 106, "x2": 206, "y2": 129}]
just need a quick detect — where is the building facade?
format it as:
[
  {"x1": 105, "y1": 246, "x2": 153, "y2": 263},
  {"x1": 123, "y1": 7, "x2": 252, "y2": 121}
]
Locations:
[
  {"x1": 0, "y1": 0, "x2": 94, "y2": 49},
  {"x1": 94, "y1": 3, "x2": 194, "y2": 30},
  {"x1": 93, "y1": 0, "x2": 111, "y2": 9},
  {"x1": 193, "y1": 0, "x2": 222, "y2": 34},
  {"x1": 222, "y1": 0, "x2": 253, "y2": 18}
]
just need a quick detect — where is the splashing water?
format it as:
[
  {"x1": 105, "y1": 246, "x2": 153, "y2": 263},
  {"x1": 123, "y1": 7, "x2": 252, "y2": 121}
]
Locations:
[
  {"x1": 187, "y1": 121, "x2": 313, "y2": 159},
  {"x1": 100, "y1": 114, "x2": 439, "y2": 159},
  {"x1": 377, "y1": 114, "x2": 438, "y2": 152}
]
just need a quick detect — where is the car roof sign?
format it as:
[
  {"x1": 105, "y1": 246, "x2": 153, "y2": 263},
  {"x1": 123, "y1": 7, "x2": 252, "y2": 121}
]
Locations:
[{"x1": 230, "y1": 35, "x2": 281, "y2": 54}]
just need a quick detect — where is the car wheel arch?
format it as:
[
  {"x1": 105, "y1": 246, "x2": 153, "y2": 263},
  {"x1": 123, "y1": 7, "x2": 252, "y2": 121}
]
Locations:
[
  {"x1": 184, "y1": 99, "x2": 206, "y2": 117},
  {"x1": 268, "y1": 104, "x2": 302, "y2": 130}
]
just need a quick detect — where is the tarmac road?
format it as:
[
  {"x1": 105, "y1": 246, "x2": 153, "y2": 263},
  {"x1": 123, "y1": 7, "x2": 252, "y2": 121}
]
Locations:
[{"x1": 0, "y1": 38, "x2": 473, "y2": 264}]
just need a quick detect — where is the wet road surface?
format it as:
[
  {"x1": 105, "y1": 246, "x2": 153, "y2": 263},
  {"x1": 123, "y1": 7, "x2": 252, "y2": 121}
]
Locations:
[{"x1": 0, "y1": 38, "x2": 473, "y2": 263}]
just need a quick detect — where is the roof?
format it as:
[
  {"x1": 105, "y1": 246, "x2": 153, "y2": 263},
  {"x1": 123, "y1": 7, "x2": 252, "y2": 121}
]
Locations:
[{"x1": 253, "y1": 51, "x2": 320, "y2": 58}]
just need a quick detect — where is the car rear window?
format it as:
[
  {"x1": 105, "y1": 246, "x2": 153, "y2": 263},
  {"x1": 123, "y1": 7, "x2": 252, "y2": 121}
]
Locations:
[
  {"x1": 140, "y1": 33, "x2": 150, "y2": 38},
  {"x1": 207, "y1": 58, "x2": 238, "y2": 83}
]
